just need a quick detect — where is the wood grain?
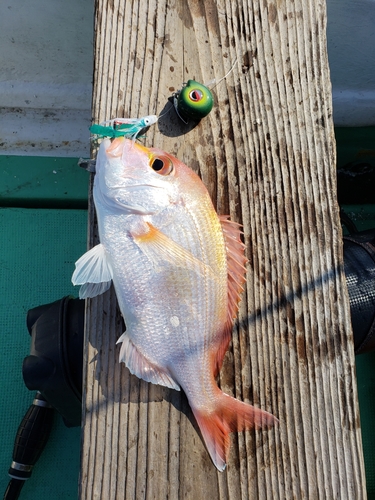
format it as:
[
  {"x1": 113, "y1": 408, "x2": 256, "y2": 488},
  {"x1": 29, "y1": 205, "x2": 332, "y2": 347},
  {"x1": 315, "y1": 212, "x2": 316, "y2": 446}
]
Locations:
[{"x1": 80, "y1": 0, "x2": 367, "y2": 498}]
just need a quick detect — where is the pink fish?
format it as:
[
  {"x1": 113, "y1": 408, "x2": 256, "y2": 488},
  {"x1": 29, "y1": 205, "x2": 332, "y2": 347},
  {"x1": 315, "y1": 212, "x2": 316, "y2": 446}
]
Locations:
[{"x1": 72, "y1": 137, "x2": 277, "y2": 470}]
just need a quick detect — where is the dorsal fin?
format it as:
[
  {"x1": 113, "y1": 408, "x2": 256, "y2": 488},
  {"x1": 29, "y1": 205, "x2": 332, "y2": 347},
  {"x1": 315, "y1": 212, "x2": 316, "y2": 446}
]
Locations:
[{"x1": 213, "y1": 215, "x2": 248, "y2": 377}]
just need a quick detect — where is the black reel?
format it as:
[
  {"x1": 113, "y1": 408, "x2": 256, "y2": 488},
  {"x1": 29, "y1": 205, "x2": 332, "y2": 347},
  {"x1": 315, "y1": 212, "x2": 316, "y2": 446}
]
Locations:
[
  {"x1": 343, "y1": 229, "x2": 375, "y2": 354},
  {"x1": 23, "y1": 296, "x2": 84, "y2": 427},
  {"x1": 4, "y1": 297, "x2": 84, "y2": 500}
]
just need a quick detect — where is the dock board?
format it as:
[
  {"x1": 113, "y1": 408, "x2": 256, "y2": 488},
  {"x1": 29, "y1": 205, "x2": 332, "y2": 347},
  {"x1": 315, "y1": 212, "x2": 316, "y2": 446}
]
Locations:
[{"x1": 80, "y1": 0, "x2": 367, "y2": 498}]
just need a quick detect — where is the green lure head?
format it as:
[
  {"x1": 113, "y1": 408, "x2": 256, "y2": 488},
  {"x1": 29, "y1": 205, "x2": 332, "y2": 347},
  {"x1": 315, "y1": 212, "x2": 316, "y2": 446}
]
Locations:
[{"x1": 175, "y1": 80, "x2": 214, "y2": 122}]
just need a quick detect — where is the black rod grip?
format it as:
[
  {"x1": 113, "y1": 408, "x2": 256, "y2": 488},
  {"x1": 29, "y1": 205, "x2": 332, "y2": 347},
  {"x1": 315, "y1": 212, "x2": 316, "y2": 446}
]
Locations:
[{"x1": 8, "y1": 393, "x2": 54, "y2": 480}]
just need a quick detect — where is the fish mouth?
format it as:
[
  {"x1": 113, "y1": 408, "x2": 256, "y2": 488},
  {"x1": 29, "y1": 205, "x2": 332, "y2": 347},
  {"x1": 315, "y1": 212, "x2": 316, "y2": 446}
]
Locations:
[{"x1": 118, "y1": 182, "x2": 166, "y2": 190}]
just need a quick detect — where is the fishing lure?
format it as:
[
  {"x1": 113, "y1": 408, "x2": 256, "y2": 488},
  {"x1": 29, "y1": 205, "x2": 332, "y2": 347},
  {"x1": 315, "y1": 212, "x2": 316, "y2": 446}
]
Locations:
[
  {"x1": 174, "y1": 80, "x2": 214, "y2": 123},
  {"x1": 80, "y1": 115, "x2": 158, "y2": 172},
  {"x1": 173, "y1": 59, "x2": 238, "y2": 123},
  {"x1": 89, "y1": 115, "x2": 158, "y2": 140}
]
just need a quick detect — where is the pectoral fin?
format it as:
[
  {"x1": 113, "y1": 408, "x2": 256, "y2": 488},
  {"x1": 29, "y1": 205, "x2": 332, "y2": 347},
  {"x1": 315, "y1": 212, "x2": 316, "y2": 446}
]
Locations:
[
  {"x1": 72, "y1": 244, "x2": 113, "y2": 298},
  {"x1": 132, "y1": 222, "x2": 216, "y2": 279}
]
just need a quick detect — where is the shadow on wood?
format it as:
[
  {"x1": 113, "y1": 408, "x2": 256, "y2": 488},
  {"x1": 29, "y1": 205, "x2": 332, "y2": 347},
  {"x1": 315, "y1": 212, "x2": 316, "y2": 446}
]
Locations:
[{"x1": 156, "y1": 99, "x2": 201, "y2": 137}]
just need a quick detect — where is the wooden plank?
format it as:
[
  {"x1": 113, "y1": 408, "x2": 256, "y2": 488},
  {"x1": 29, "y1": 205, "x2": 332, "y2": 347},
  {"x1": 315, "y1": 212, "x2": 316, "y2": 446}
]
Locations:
[{"x1": 80, "y1": 0, "x2": 367, "y2": 498}]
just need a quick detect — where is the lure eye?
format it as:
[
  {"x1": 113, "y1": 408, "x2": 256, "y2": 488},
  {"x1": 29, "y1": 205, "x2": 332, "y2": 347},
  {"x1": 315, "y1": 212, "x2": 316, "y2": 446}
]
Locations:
[
  {"x1": 150, "y1": 155, "x2": 173, "y2": 176},
  {"x1": 189, "y1": 89, "x2": 203, "y2": 102}
]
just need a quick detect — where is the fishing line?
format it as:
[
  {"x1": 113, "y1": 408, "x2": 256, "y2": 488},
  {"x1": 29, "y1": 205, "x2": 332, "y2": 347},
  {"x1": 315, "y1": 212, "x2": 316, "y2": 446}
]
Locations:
[
  {"x1": 158, "y1": 102, "x2": 174, "y2": 120},
  {"x1": 204, "y1": 58, "x2": 238, "y2": 91}
]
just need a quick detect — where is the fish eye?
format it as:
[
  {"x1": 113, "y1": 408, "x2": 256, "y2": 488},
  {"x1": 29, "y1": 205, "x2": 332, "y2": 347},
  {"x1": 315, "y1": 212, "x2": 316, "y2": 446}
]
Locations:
[
  {"x1": 152, "y1": 158, "x2": 164, "y2": 171},
  {"x1": 150, "y1": 156, "x2": 173, "y2": 176}
]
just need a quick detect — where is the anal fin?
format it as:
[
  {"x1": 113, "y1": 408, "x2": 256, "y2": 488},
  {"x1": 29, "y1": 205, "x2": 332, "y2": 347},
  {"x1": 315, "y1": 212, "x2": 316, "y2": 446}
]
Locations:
[{"x1": 117, "y1": 333, "x2": 180, "y2": 391}]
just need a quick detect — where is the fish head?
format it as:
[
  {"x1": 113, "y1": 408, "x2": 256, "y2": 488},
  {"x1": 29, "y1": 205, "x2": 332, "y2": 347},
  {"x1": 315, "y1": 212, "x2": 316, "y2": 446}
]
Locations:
[{"x1": 94, "y1": 137, "x2": 203, "y2": 216}]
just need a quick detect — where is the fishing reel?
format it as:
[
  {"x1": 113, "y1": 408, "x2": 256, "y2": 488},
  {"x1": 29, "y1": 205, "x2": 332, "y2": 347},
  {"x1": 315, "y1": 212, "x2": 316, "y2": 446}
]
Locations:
[
  {"x1": 4, "y1": 296, "x2": 84, "y2": 500},
  {"x1": 342, "y1": 221, "x2": 375, "y2": 354}
]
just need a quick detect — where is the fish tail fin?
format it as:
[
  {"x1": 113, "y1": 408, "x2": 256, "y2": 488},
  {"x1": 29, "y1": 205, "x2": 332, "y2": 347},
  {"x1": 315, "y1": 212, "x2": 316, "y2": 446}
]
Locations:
[{"x1": 192, "y1": 391, "x2": 278, "y2": 471}]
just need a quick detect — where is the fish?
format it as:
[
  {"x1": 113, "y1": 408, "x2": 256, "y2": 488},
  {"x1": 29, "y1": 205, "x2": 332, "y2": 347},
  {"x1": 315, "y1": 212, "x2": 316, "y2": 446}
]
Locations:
[{"x1": 72, "y1": 137, "x2": 278, "y2": 470}]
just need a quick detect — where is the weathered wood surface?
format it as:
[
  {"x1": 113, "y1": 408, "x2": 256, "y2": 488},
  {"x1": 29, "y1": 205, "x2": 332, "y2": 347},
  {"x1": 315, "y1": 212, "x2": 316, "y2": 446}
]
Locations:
[{"x1": 80, "y1": 0, "x2": 367, "y2": 498}]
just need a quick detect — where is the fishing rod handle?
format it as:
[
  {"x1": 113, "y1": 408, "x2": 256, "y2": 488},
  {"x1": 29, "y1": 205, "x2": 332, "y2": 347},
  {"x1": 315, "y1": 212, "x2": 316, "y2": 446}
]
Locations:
[{"x1": 8, "y1": 392, "x2": 54, "y2": 481}]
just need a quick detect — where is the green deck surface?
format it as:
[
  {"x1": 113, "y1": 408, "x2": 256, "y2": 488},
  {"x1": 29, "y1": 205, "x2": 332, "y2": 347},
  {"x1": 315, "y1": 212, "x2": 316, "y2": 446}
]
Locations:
[
  {"x1": 0, "y1": 207, "x2": 88, "y2": 499},
  {"x1": 1, "y1": 127, "x2": 374, "y2": 498},
  {"x1": 335, "y1": 126, "x2": 375, "y2": 170},
  {"x1": 341, "y1": 204, "x2": 375, "y2": 499},
  {"x1": 338, "y1": 126, "x2": 375, "y2": 500},
  {"x1": 357, "y1": 350, "x2": 375, "y2": 499},
  {"x1": 0, "y1": 151, "x2": 89, "y2": 500}
]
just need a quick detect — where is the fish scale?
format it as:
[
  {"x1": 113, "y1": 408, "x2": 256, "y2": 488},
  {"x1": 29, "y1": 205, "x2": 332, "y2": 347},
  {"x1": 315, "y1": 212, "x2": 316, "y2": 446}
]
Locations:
[{"x1": 72, "y1": 137, "x2": 278, "y2": 471}]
